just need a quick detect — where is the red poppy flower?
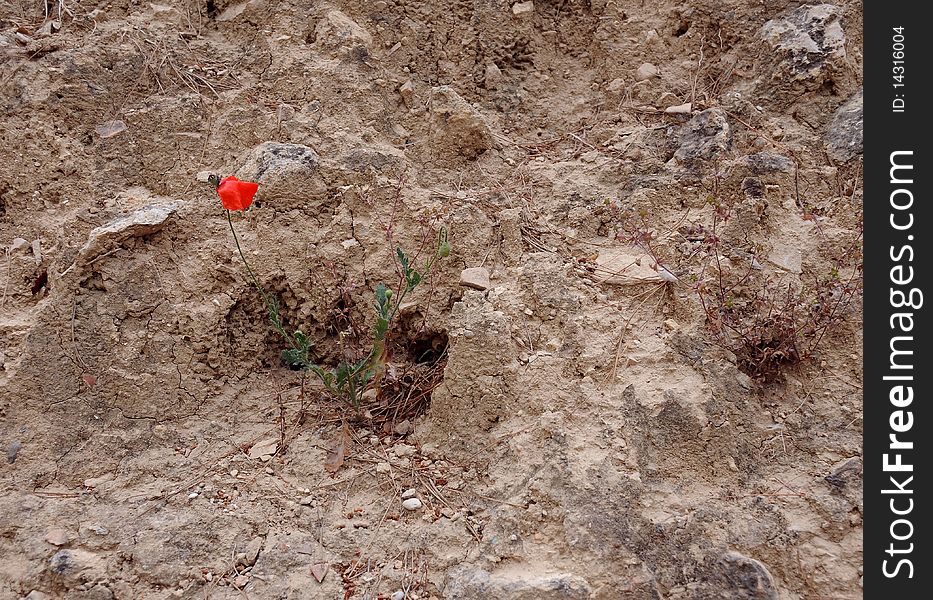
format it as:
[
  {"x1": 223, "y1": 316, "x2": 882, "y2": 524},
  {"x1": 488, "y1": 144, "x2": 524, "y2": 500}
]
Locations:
[{"x1": 216, "y1": 176, "x2": 259, "y2": 211}]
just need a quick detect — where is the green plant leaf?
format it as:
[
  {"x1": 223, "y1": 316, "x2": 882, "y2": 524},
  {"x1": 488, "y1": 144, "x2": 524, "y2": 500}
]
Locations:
[
  {"x1": 397, "y1": 247, "x2": 410, "y2": 274},
  {"x1": 375, "y1": 316, "x2": 389, "y2": 339},
  {"x1": 282, "y1": 348, "x2": 306, "y2": 368},
  {"x1": 294, "y1": 330, "x2": 308, "y2": 347},
  {"x1": 375, "y1": 283, "x2": 389, "y2": 315}
]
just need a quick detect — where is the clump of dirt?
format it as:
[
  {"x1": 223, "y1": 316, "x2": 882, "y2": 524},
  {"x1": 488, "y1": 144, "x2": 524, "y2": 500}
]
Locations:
[{"x1": 2, "y1": 1, "x2": 863, "y2": 599}]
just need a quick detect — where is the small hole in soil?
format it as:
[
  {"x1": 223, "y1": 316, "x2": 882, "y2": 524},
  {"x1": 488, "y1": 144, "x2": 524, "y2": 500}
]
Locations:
[
  {"x1": 407, "y1": 330, "x2": 449, "y2": 366},
  {"x1": 367, "y1": 329, "x2": 449, "y2": 425},
  {"x1": 674, "y1": 21, "x2": 690, "y2": 37}
]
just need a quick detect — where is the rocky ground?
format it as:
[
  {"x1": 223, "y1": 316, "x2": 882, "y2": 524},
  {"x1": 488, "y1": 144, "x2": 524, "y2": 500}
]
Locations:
[{"x1": 1, "y1": 1, "x2": 863, "y2": 599}]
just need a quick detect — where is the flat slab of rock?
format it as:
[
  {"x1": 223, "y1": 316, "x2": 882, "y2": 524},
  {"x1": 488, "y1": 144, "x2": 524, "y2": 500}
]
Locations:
[
  {"x1": 444, "y1": 567, "x2": 592, "y2": 600},
  {"x1": 77, "y1": 199, "x2": 178, "y2": 266},
  {"x1": 460, "y1": 267, "x2": 491, "y2": 290}
]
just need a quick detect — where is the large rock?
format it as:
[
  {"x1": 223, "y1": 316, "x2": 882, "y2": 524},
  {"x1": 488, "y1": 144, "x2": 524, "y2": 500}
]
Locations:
[
  {"x1": 429, "y1": 86, "x2": 494, "y2": 160},
  {"x1": 673, "y1": 108, "x2": 731, "y2": 164},
  {"x1": 742, "y1": 151, "x2": 795, "y2": 175},
  {"x1": 824, "y1": 89, "x2": 863, "y2": 162},
  {"x1": 313, "y1": 9, "x2": 373, "y2": 56},
  {"x1": 702, "y1": 552, "x2": 780, "y2": 600},
  {"x1": 758, "y1": 4, "x2": 847, "y2": 100},
  {"x1": 48, "y1": 549, "x2": 107, "y2": 584},
  {"x1": 238, "y1": 142, "x2": 327, "y2": 210}
]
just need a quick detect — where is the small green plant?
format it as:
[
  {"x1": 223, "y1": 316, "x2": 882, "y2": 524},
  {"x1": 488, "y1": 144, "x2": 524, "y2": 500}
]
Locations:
[
  {"x1": 213, "y1": 175, "x2": 450, "y2": 407},
  {"x1": 277, "y1": 229, "x2": 450, "y2": 407}
]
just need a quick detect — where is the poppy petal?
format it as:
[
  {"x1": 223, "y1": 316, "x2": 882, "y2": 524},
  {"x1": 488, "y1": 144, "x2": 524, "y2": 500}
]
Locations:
[{"x1": 217, "y1": 176, "x2": 259, "y2": 211}]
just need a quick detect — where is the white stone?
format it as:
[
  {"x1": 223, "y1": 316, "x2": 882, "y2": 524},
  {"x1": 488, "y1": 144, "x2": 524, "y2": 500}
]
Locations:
[
  {"x1": 459, "y1": 267, "x2": 491, "y2": 290},
  {"x1": 512, "y1": 2, "x2": 535, "y2": 17},
  {"x1": 401, "y1": 498, "x2": 423, "y2": 511},
  {"x1": 392, "y1": 444, "x2": 417, "y2": 457},
  {"x1": 664, "y1": 102, "x2": 692, "y2": 114}
]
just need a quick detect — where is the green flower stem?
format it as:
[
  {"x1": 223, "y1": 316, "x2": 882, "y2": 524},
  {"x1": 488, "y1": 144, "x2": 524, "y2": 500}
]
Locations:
[{"x1": 225, "y1": 209, "x2": 292, "y2": 346}]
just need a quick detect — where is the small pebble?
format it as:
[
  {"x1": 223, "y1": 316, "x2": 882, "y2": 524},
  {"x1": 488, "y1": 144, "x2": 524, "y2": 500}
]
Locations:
[
  {"x1": 401, "y1": 488, "x2": 417, "y2": 499},
  {"x1": 635, "y1": 63, "x2": 659, "y2": 81},
  {"x1": 44, "y1": 528, "x2": 70, "y2": 546},
  {"x1": 392, "y1": 444, "x2": 417, "y2": 457},
  {"x1": 376, "y1": 462, "x2": 391, "y2": 474},
  {"x1": 391, "y1": 591, "x2": 405, "y2": 600},
  {"x1": 299, "y1": 495, "x2": 314, "y2": 506},
  {"x1": 401, "y1": 498, "x2": 423, "y2": 511},
  {"x1": 7, "y1": 440, "x2": 22, "y2": 464},
  {"x1": 512, "y1": 1, "x2": 534, "y2": 17},
  {"x1": 665, "y1": 102, "x2": 692, "y2": 114},
  {"x1": 459, "y1": 267, "x2": 491, "y2": 291}
]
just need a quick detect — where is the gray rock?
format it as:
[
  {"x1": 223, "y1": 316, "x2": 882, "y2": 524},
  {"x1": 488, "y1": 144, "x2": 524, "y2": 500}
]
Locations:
[
  {"x1": 313, "y1": 9, "x2": 372, "y2": 55},
  {"x1": 10, "y1": 237, "x2": 30, "y2": 252},
  {"x1": 825, "y1": 90, "x2": 863, "y2": 162},
  {"x1": 48, "y1": 549, "x2": 106, "y2": 583},
  {"x1": 759, "y1": 4, "x2": 846, "y2": 92},
  {"x1": 238, "y1": 142, "x2": 327, "y2": 210},
  {"x1": 7, "y1": 440, "x2": 22, "y2": 464},
  {"x1": 444, "y1": 568, "x2": 592, "y2": 600},
  {"x1": 768, "y1": 243, "x2": 802, "y2": 274},
  {"x1": 825, "y1": 456, "x2": 862, "y2": 489},
  {"x1": 674, "y1": 108, "x2": 731, "y2": 163},
  {"x1": 49, "y1": 550, "x2": 77, "y2": 575},
  {"x1": 23, "y1": 592, "x2": 51, "y2": 600},
  {"x1": 712, "y1": 552, "x2": 779, "y2": 600},
  {"x1": 81, "y1": 585, "x2": 114, "y2": 600},
  {"x1": 743, "y1": 152, "x2": 795, "y2": 174},
  {"x1": 239, "y1": 536, "x2": 264, "y2": 567},
  {"x1": 484, "y1": 63, "x2": 504, "y2": 90},
  {"x1": 244, "y1": 142, "x2": 320, "y2": 181},
  {"x1": 459, "y1": 267, "x2": 491, "y2": 291}
]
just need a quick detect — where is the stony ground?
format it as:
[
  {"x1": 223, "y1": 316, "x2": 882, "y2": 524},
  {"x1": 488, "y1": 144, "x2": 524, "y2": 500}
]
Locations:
[{"x1": 1, "y1": 1, "x2": 863, "y2": 599}]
